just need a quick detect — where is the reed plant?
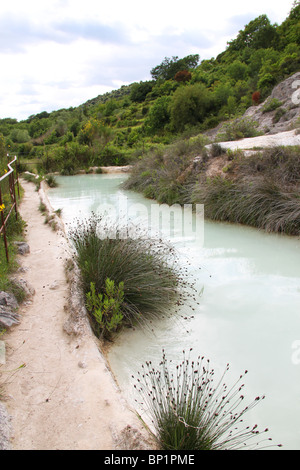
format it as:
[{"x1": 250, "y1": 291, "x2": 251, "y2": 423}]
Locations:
[
  {"x1": 122, "y1": 135, "x2": 207, "y2": 205},
  {"x1": 69, "y1": 214, "x2": 184, "y2": 334},
  {"x1": 133, "y1": 349, "x2": 282, "y2": 450},
  {"x1": 235, "y1": 146, "x2": 300, "y2": 185},
  {"x1": 124, "y1": 143, "x2": 300, "y2": 236},
  {"x1": 45, "y1": 174, "x2": 58, "y2": 188},
  {"x1": 192, "y1": 176, "x2": 300, "y2": 235}
]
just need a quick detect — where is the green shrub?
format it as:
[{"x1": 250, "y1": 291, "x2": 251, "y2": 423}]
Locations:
[
  {"x1": 272, "y1": 107, "x2": 287, "y2": 123},
  {"x1": 169, "y1": 84, "x2": 211, "y2": 132},
  {"x1": 86, "y1": 279, "x2": 124, "y2": 339},
  {"x1": 235, "y1": 146, "x2": 300, "y2": 185},
  {"x1": 216, "y1": 117, "x2": 262, "y2": 141},
  {"x1": 123, "y1": 134, "x2": 207, "y2": 204},
  {"x1": 262, "y1": 98, "x2": 283, "y2": 113},
  {"x1": 69, "y1": 214, "x2": 181, "y2": 333}
]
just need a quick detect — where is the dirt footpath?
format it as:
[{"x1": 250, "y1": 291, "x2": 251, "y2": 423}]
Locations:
[{"x1": 3, "y1": 180, "x2": 152, "y2": 450}]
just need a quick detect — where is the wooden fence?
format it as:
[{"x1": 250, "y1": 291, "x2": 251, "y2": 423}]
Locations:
[{"x1": 0, "y1": 155, "x2": 20, "y2": 262}]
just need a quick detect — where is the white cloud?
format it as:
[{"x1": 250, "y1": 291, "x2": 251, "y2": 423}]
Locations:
[{"x1": 0, "y1": 0, "x2": 295, "y2": 121}]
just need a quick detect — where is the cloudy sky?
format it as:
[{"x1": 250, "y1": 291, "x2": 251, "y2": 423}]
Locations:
[{"x1": 0, "y1": 0, "x2": 294, "y2": 121}]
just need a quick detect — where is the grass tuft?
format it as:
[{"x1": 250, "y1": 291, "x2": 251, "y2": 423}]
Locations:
[
  {"x1": 133, "y1": 350, "x2": 282, "y2": 450},
  {"x1": 68, "y1": 214, "x2": 186, "y2": 336}
]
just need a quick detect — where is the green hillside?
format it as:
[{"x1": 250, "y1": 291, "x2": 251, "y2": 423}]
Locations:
[{"x1": 0, "y1": 1, "x2": 299, "y2": 175}]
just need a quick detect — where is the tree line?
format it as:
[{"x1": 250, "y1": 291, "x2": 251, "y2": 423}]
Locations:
[{"x1": 0, "y1": 1, "x2": 299, "y2": 174}]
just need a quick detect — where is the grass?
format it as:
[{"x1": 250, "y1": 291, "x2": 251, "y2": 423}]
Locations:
[
  {"x1": 190, "y1": 145, "x2": 300, "y2": 235},
  {"x1": 0, "y1": 174, "x2": 26, "y2": 405},
  {"x1": 215, "y1": 117, "x2": 263, "y2": 142},
  {"x1": 0, "y1": 195, "x2": 26, "y2": 302},
  {"x1": 68, "y1": 213, "x2": 187, "y2": 338},
  {"x1": 0, "y1": 242, "x2": 25, "y2": 304},
  {"x1": 192, "y1": 176, "x2": 300, "y2": 236},
  {"x1": 133, "y1": 350, "x2": 282, "y2": 450},
  {"x1": 45, "y1": 174, "x2": 58, "y2": 188},
  {"x1": 124, "y1": 143, "x2": 300, "y2": 236},
  {"x1": 122, "y1": 135, "x2": 208, "y2": 205},
  {"x1": 21, "y1": 172, "x2": 42, "y2": 191}
]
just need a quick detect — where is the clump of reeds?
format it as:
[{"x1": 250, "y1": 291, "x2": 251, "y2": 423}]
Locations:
[
  {"x1": 68, "y1": 213, "x2": 188, "y2": 333},
  {"x1": 234, "y1": 146, "x2": 300, "y2": 186},
  {"x1": 133, "y1": 349, "x2": 282, "y2": 450},
  {"x1": 45, "y1": 174, "x2": 58, "y2": 188},
  {"x1": 192, "y1": 176, "x2": 300, "y2": 236},
  {"x1": 123, "y1": 143, "x2": 300, "y2": 236},
  {"x1": 122, "y1": 136, "x2": 207, "y2": 205}
]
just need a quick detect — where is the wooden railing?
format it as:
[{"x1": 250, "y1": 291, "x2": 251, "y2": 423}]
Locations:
[{"x1": 0, "y1": 155, "x2": 20, "y2": 262}]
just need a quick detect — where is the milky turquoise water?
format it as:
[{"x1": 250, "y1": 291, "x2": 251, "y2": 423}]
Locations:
[{"x1": 48, "y1": 173, "x2": 300, "y2": 450}]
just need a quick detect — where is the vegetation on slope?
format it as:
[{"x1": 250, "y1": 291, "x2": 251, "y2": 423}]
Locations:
[
  {"x1": 0, "y1": 2, "x2": 299, "y2": 176},
  {"x1": 124, "y1": 141, "x2": 300, "y2": 236}
]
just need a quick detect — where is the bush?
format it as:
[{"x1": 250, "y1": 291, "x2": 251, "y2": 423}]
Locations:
[
  {"x1": 252, "y1": 91, "x2": 261, "y2": 105},
  {"x1": 272, "y1": 107, "x2": 287, "y2": 123},
  {"x1": 209, "y1": 143, "x2": 227, "y2": 158},
  {"x1": 236, "y1": 146, "x2": 300, "y2": 185},
  {"x1": 144, "y1": 96, "x2": 172, "y2": 135},
  {"x1": 86, "y1": 279, "x2": 125, "y2": 339},
  {"x1": 174, "y1": 70, "x2": 192, "y2": 83},
  {"x1": 169, "y1": 84, "x2": 211, "y2": 132},
  {"x1": 123, "y1": 135, "x2": 208, "y2": 204},
  {"x1": 262, "y1": 98, "x2": 283, "y2": 113},
  {"x1": 69, "y1": 214, "x2": 182, "y2": 335},
  {"x1": 216, "y1": 117, "x2": 262, "y2": 141}
]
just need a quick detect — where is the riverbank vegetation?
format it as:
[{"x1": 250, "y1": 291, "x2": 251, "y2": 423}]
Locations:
[
  {"x1": 133, "y1": 350, "x2": 282, "y2": 450},
  {"x1": 68, "y1": 214, "x2": 191, "y2": 339},
  {"x1": 0, "y1": 2, "x2": 299, "y2": 176},
  {"x1": 124, "y1": 144, "x2": 300, "y2": 236}
]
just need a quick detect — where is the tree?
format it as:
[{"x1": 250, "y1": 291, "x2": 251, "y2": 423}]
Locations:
[
  {"x1": 151, "y1": 54, "x2": 200, "y2": 81},
  {"x1": 227, "y1": 15, "x2": 277, "y2": 52},
  {"x1": 10, "y1": 128, "x2": 30, "y2": 143},
  {"x1": 276, "y1": 1, "x2": 300, "y2": 48},
  {"x1": 227, "y1": 60, "x2": 248, "y2": 81},
  {"x1": 169, "y1": 84, "x2": 211, "y2": 132},
  {"x1": 28, "y1": 117, "x2": 50, "y2": 138},
  {"x1": 130, "y1": 81, "x2": 154, "y2": 102},
  {"x1": 174, "y1": 70, "x2": 192, "y2": 83},
  {"x1": 78, "y1": 119, "x2": 113, "y2": 147},
  {"x1": 56, "y1": 118, "x2": 68, "y2": 137},
  {"x1": 227, "y1": 96, "x2": 237, "y2": 117},
  {"x1": 144, "y1": 96, "x2": 171, "y2": 134},
  {"x1": 70, "y1": 119, "x2": 81, "y2": 137}
]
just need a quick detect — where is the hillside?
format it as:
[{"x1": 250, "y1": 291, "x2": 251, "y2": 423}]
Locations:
[
  {"x1": 122, "y1": 66, "x2": 300, "y2": 236},
  {"x1": 0, "y1": 2, "x2": 299, "y2": 176},
  {"x1": 244, "y1": 71, "x2": 300, "y2": 134}
]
